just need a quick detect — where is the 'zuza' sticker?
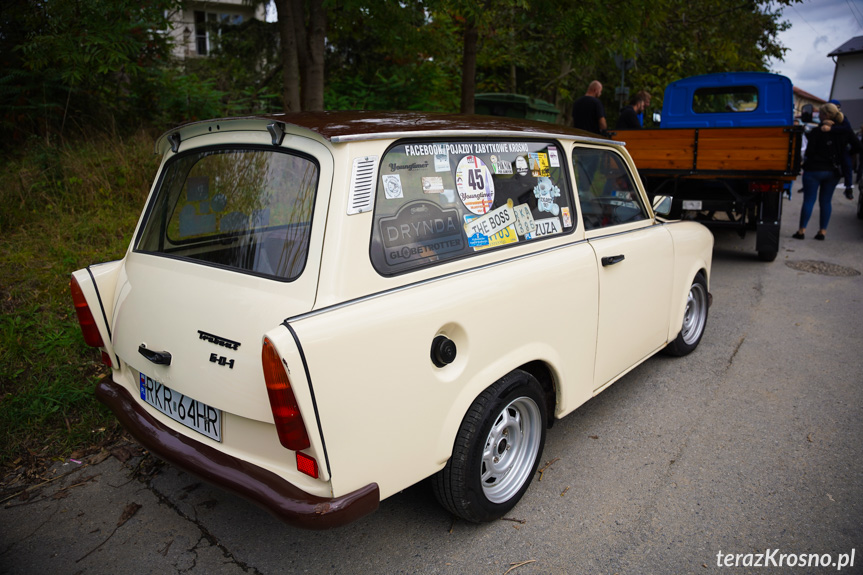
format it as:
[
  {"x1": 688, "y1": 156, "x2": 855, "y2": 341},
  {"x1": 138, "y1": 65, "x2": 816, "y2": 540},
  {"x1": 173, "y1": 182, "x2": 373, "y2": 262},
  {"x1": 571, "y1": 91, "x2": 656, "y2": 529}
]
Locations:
[
  {"x1": 526, "y1": 217, "x2": 562, "y2": 239},
  {"x1": 382, "y1": 174, "x2": 403, "y2": 199},
  {"x1": 456, "y1": 155, "x2": 495, "y2": 214},
  {"x1": 533, "y1": 177, "x2": 561, "y2": 216}
]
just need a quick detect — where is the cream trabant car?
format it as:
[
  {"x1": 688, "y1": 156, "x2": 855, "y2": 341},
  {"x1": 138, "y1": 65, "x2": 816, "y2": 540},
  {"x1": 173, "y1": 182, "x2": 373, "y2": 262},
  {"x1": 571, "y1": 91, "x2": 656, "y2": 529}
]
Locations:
[{"x1": 70, "y1": 112, "x2": 713, "y2": 529}]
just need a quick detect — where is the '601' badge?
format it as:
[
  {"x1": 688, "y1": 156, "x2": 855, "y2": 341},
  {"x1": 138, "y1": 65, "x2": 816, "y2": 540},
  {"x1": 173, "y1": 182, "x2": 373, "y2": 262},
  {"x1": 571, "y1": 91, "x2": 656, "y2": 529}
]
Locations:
[{"x1": 209, "y1": 353, "x2": 235, "y2": 369}]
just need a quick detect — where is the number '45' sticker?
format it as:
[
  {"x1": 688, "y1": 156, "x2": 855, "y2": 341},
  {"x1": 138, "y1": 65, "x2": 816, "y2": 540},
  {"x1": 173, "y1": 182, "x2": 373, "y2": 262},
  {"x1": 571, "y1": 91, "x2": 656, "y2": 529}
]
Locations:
[{"x1": 456, "y1": 155, "x2": 495, "y2": 215}]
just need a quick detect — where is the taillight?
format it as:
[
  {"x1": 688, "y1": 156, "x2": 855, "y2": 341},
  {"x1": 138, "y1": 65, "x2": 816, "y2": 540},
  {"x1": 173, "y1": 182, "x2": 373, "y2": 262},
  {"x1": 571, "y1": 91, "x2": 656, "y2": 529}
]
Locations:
[
  {"x1": 749, "y1": 181, "x2": 781, "y2": 193},
  {"x1": 70, "y1": 275, "x2": 104, "y2": 347},
  {"x1": 262, "y1": 337, "x2": 311, "y2": 451}
]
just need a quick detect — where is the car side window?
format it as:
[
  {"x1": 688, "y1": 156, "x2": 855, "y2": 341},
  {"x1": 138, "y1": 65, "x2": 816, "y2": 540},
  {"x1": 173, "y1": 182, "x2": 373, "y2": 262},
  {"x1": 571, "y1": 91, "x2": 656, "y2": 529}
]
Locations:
[
  {"x1": 572, "y1": 147, "x2": 649, "y2": 231},
  {"x1": 370, "y1": 139, "x2": 576, "y2": 275}
]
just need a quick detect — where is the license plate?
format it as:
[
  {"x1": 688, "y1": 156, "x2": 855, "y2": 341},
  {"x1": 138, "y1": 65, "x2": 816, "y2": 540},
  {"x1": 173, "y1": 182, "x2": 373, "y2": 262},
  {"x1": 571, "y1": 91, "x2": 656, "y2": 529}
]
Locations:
[
  {"x1": 139, "y1": 372, "x2": 222, "y2": 442},
  {"x1": 682, "y1": 200, "x2": 703, "y2": 210}
]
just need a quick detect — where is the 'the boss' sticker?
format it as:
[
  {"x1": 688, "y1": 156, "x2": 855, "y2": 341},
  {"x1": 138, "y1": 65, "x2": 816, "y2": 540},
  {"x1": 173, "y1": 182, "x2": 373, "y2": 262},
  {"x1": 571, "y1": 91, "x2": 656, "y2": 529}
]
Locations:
[{"x1": 456, "y1": 155, "x2": 495, "y2": 214}]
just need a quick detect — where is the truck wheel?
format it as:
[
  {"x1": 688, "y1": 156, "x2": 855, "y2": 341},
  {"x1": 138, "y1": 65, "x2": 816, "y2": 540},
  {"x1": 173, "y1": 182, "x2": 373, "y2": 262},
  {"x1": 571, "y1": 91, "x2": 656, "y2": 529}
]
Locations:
[
  {"x1": 664, "y1": 272, "x2": 709, "y2": 356},
  {"x1": 758, "y1": 249, "x2": 778, "y2": 262},
  {"x1": 433, "y1": 371, "x2": 547, "y2": 523}
]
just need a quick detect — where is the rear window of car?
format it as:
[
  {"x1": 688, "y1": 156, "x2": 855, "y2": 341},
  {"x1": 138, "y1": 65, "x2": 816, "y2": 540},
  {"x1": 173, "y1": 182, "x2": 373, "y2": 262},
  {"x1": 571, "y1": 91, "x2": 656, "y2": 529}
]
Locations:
[
  {"x1": 370, "y1": 139, "x2": 575, "y2": 275},
  {"x1": 136, "y1": 147, "x2": 318, "y2": 281}
]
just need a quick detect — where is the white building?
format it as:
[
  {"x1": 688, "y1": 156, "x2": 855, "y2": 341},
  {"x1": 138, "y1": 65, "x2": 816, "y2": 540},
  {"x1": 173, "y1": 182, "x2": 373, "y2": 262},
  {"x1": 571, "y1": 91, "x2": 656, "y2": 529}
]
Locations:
[
  {"x1": 829, "y1": 36, "x2": 863, "y2": 129},
  {"x1": 167, "y1": 0, "x2": 266, "y2": 59}
]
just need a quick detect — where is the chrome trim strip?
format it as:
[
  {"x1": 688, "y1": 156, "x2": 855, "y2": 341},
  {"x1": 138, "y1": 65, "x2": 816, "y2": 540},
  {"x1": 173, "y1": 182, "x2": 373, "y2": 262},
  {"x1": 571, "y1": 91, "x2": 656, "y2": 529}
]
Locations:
[{"x1": 331, "y1": 130, "x2": 622, "y2": 147}]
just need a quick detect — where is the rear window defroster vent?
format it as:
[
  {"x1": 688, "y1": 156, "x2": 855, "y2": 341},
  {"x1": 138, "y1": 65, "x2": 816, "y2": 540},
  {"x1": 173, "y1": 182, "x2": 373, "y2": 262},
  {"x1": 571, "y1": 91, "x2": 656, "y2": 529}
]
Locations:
[{"x1": 347, "y1": 156, "x2": 379, "y2": 215}]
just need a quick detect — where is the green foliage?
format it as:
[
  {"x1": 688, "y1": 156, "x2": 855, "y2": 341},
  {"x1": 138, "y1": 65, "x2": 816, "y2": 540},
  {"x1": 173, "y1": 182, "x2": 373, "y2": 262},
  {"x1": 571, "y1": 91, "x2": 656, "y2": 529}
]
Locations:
[{"x1": 0, "y1": 132, "x2": 157, "y2": 468}]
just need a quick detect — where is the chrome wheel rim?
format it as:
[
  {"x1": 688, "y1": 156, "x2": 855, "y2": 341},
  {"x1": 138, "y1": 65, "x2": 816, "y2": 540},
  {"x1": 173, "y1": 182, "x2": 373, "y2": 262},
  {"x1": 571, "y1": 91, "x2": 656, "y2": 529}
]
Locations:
[
  {"x1": 480, "y1": 396, "x2": 542, "y2": 504},
  {"x1": 681, "y1": 282, "x2": 707, "y2": 346}
]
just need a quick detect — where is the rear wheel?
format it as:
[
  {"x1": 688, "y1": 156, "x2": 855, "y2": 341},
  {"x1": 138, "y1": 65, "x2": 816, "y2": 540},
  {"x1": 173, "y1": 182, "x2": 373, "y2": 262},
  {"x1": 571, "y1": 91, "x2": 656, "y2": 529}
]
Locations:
[
  {"x1": 664, "y1": 272, "x2": 709, "y2": 356},
  {"x1": 433, "y1": 371, "x2": 547, "y2": 523}
]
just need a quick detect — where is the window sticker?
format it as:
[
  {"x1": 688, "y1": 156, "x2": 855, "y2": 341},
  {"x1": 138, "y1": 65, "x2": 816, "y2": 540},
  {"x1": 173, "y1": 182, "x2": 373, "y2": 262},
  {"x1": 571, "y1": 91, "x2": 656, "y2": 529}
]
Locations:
[
  {"x1": 422, "y1": 176, "x2": 445, "y2": 194},
  {"x1": 383, "y1": 174, "x2": 404, "y2": 199},
  {"x1": 526, "y1": 217, "x2": 562, "y2": 239},
  {"x1": 528, "y1": 153, "x2": 550, "y2": 177},
  {"x1": 547, "y1": 147, "x2": 560, "y2": 168},
  {"x1": 456, "y1": 155, "x2": 495, "y2": 215},
  {"x1": 513, "y1": 203, "x2": 537, "y2": 236},
  {"x1": 379, "y1": 200, "x2": 464, "y2": 266},
  {"x1": 515, "y1": 156, "x2": 529, "y2": 176},
  {"x1": 434, "y1": 146, "x2": 450, "y2": 172},
  {"x1": 463, "y1": 199, "x2": 516, "y2": 240},
  {"x1": 561, "y1": 206, "x2": 572, "y2": 228},
  {"x1": 534, "y1": 177, "x2": 561, "y2": 216},
  {"x1": 490, "y1": 155, "x2": 513, "y2": 175}
]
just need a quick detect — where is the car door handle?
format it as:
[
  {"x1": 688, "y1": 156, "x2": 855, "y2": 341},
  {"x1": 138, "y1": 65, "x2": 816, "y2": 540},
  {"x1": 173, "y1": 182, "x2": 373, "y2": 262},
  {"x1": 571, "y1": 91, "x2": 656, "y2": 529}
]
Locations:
[
  {"x1": 139, "y1": 345, "x2": 172, "y2": 365},
  {"x1": 601, "y1": 254, "x2": 625, "y2": 266}
]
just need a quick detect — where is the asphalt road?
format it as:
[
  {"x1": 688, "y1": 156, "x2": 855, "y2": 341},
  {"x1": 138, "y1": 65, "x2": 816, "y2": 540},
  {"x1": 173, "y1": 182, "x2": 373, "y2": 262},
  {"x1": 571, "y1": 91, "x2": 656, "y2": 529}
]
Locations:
[{"x1": 2, "y1": 189, "x2": 862, "y2": 575}]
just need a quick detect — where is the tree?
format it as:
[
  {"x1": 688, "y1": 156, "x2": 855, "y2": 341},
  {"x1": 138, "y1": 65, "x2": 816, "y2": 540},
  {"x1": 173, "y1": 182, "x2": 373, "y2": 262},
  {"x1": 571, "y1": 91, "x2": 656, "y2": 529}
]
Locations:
[{"x1": 274, "y1": 0, "x2": 327, "y2": 111}]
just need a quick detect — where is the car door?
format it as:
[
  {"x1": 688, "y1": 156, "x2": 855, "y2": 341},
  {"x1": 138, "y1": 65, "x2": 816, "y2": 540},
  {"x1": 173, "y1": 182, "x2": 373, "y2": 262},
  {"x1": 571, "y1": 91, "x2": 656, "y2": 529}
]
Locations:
[{"x1": 572, "y1": 145, "x2": 674, "y2": 391}]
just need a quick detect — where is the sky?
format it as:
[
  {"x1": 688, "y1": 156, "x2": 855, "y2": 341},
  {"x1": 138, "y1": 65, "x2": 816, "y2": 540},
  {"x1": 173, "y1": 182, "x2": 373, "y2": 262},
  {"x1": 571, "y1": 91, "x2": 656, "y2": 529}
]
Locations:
[{"x1": 768, "y1": 0, "x2": 863, "y2": 101}]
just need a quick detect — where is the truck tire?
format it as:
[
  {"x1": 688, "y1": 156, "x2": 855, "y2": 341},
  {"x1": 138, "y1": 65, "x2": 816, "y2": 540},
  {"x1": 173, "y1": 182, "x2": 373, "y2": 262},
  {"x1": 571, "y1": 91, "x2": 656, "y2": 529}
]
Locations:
[
  {"x1": 664, "y1": 272, "x2": 709, "y2": 356},
  {"x1": 432, "y1": 371, "x2": 547, "y2": 523},
  {"x1": 758, "y1": 249, "x2": 778, "y2": 262}
]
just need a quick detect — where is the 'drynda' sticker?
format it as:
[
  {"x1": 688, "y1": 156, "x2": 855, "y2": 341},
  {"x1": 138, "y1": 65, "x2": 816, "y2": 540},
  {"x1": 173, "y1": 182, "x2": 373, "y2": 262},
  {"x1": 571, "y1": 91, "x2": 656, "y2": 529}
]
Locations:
[
  {"x1": 533, "y1": 177, "x2": 561, "y2": 216},
  {"x1": 382, "y1": 174, "x2": 404, "y2": 199},
  {"x1": 456, "y1": 155, "x2": 495, "y2": 215}
]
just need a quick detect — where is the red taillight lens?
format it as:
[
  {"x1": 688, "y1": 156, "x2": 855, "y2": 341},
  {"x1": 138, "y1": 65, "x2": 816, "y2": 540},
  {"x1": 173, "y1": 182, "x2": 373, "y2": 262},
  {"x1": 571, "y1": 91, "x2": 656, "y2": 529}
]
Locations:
[
  {"x1": 296, "y1": 452, "x2": 319, "y2": 478},
  {"x1": 749, "y1": 181, "x2": 781, "y2": 193},
  {"x1": 262, "y1": 337, "x2": 311, "y2": 451},
  {"x1": 70, "y1": 276, "x2": 104, "y2": 347}
]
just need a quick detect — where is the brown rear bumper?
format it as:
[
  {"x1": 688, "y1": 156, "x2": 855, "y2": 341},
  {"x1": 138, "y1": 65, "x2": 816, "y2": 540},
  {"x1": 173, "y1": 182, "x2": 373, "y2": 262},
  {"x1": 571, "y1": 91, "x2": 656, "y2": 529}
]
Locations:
[{"x1": 96, "y1": 379, "x2": 379, "y2": 530}]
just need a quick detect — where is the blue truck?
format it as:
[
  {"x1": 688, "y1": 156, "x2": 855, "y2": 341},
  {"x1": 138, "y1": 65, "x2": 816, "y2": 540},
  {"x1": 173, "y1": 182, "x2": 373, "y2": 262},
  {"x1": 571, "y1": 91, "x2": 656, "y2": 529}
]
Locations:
[{"x1": 613, "y1": 72, "x2": 803, "y2": 261}]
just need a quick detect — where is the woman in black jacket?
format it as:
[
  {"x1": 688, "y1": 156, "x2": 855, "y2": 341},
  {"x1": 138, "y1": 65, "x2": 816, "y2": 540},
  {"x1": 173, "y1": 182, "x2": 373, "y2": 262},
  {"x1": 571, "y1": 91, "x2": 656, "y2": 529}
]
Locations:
[{"x1": 793, "y1": 103, "x2": 863, "y2": 240}]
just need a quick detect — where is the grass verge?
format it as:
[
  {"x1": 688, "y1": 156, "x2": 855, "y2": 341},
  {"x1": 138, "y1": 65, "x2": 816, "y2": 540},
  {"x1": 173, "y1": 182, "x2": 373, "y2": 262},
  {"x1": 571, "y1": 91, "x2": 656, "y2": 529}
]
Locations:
[{"x1": 1, "y1": 131, "x2": 160, "y2": 476}]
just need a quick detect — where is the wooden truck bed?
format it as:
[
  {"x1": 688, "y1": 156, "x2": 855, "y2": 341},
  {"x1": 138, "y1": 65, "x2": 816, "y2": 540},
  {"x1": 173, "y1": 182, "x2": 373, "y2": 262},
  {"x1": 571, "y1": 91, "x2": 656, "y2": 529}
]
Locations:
[{"x1": 612, "y1": 127, "x2": 803, "y2": 180}]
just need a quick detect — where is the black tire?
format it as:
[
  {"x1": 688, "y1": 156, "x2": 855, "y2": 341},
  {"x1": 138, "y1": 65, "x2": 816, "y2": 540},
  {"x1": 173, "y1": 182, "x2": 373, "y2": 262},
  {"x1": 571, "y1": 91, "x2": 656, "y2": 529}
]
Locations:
[
  {"x1": 758, "y1": 249, "x2": 778, "y2": 262},
  {"x1": 664, "y1": 272, "x2": 709, "y2": 357},
  {"x1": 432, "y1": 370, "x2": 547, "y2": 523}
]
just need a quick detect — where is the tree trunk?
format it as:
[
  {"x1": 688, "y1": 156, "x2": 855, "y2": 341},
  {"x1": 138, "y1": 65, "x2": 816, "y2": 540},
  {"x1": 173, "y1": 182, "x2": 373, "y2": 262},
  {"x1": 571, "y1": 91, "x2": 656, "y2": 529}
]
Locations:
[
  {"x1": 303, "y1": 0, "x2": 327, "y2": 111},
  {"x1": 460, "y1": 18, "x2": 478, "y2": 114},
  {"x1": 274, "y1": 0, "x2": 300, "y2": 112}
]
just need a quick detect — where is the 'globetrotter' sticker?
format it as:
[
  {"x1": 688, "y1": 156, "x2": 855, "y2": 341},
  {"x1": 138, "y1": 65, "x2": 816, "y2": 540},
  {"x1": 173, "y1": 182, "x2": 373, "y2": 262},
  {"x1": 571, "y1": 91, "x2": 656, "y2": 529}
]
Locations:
[{"x1": 456, "y1": 155, "x2": 495, "y2": 214}]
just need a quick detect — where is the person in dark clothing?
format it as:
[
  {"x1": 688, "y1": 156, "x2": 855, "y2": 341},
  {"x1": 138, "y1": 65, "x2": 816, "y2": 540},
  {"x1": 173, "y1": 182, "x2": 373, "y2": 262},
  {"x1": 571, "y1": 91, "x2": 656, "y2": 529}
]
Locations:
[
  {"x1": 829, "y1": 100, "x2": 856, "y2": 199},
  {"x1": 793, "y1": 103, "x2": 863, "y2": 240},
  {"x1": 616, "y1": 93, "x2": 648, "y2": 129},
  {"x1": 572, "y1": 81, "x2": 607, "y2": 135}
]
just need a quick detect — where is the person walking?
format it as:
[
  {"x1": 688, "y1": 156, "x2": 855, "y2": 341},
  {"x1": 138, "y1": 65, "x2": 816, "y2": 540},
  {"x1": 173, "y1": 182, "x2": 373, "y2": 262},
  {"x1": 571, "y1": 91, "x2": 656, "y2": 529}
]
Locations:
[
  {"x1": 572, "y1": 81, "x2": 607, "y2": 136},
  {"x1": 793, "y1": 103, "x2": 862, "y2": 240}
]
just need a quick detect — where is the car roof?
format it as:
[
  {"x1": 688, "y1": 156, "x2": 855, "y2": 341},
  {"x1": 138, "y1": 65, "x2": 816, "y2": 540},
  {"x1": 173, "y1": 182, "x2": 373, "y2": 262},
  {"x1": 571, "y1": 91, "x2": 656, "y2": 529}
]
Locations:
[{"x1": 155, "y1": 111, "x2": 618, "y2": 154}]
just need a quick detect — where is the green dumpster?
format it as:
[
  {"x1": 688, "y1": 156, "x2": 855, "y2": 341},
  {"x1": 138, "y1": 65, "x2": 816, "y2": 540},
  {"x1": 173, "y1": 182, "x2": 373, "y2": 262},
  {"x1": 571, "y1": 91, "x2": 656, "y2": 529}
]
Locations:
[{"x1": 474, "y1": 93, "x2": 560, "y2": 123}]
